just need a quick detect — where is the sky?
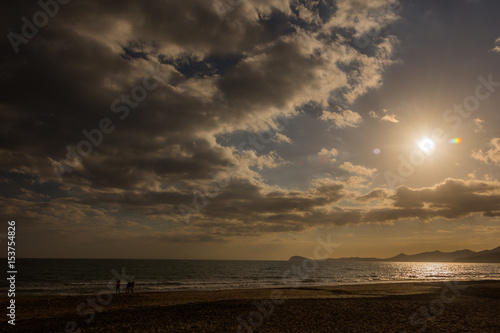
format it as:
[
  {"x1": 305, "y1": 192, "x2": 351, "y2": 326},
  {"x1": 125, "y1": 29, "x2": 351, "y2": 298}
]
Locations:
[{"x1": 1, "y1": 0, "x2": 500, "y2": 260}]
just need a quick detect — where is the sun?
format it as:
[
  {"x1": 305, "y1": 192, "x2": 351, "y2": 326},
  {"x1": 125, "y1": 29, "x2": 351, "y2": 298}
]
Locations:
[{"x1": 418, "y1": 138, "x2": 435, "y2": 154}]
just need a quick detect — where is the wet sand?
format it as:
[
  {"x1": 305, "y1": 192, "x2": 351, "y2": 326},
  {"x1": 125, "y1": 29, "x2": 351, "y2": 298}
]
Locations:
[{"x1": 1, "y1": 280, "x2": 500, "y2": 332}]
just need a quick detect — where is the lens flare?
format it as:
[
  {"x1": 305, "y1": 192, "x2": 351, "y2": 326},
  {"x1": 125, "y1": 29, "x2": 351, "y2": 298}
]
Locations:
[{"x1": 448, "y1": 138, "x2": 462, "y2": 144}]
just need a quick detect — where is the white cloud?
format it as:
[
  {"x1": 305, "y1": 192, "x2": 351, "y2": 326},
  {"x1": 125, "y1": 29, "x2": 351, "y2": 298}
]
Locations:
[
  {"x1": 347, "y1": 175, "x2": 371, "y2": 188},
  {"x1": 324, "y1": 0, "x2": 401, "y2": 36},
  {"x1": 241, "y1": 150, "x2": 288, "y2": 170},
  {"x1": 381, "y1": 114, "x2": 399, "y2": 123},
  {"x1": 320, "y1": 110, "x2": 363, "y2": 128},
  {"x1": 493, "y1": 38, "x2": 500, "y2": 53},
  {"x1": 296, "y1": 4, "x2": 320, "y2": 24},
  {"x1": 318, "y1": 148, "x2": 339, "y2": 157},
  {"x1": 273, "y1": 133, "x2": 292, "y2": 144},
  {"x1": 339, "y1": 162, "x2": 376, "y2": 177},
  {"x1": 369, "y1": 109, "x2": 398, "y2": 123},
  {"x1": 317, "y1": 148, "x2": 338, "y2": 164},
  {"x1": 472, "y1": 138, "x2": 500, "y2": 166},
  {"x1": 473, "y1": 118, "x2": 485, "y2": 133}
]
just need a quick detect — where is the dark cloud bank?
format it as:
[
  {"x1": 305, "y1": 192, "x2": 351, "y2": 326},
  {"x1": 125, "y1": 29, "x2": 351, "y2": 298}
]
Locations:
[{"x1": 1, "y1": 0, "x2": 499, "y2": 252}]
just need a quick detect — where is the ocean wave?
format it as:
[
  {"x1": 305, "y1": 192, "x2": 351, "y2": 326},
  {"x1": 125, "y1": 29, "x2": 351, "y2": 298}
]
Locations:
[{"x1": 11, "y1": 259, "x2": 500, "y2": 296}]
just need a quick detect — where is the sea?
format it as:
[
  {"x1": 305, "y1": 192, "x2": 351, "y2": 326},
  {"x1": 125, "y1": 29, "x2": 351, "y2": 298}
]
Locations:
[{"x1": 3, "y1": 259, "x2": 500, "y2": 296}]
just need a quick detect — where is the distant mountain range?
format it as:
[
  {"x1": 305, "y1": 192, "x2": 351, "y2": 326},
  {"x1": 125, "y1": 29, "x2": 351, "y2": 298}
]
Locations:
[{"x1": 289, "y1": 246, "x2": 500, "y2": 263}]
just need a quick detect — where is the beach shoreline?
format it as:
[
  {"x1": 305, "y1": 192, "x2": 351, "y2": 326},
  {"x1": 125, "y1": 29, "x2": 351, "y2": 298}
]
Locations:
[{"x1": 2, "y1": 280, "x2": 500, "y2": 332}]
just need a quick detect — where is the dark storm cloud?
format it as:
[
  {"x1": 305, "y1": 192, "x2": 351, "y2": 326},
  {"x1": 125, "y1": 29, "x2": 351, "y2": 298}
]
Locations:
[
  {"x1": 389, "y1": 179, "x2": 500, "y2": 218},
  {"x1": 1, "y1": 0, "x2": 394, "y2": 189},
  {"x1": 1, "y1": 0, "x2": 428, "y2": 243},
  {"x1": 355, "y1": 179, "x2": 500, "y2": 224},
  {"x1": 181, "y1": 178, "x2": 500, "y2": 236}
]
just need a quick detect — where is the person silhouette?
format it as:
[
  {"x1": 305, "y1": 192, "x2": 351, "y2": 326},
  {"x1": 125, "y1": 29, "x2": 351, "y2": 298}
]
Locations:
[
  {"x1": 116, "y1": 279, "x2": 121, "y2": 294},
  {"x1": 126, "y1": 281, "x2": 131, "y2": 293},
  {"x1": 131, "y1": 281, "x2": 135, "y2": 293}
]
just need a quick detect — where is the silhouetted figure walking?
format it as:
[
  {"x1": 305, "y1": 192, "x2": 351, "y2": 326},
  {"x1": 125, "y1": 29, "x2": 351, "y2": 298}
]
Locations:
[
  {"x1": 126, "y1": 281, "x2": 132, "y2": 293},
  {"x1": 131, "y1": 281, "x2": 135, "y2": 293},
  {"x1": 116, "y1": 279, "x2": 120, "y2": 294}
]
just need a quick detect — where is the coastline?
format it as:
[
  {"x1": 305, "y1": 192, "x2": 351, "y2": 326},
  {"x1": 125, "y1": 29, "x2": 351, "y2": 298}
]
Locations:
[{"x1": 2, "y1": 280, "x2": 500, "y2": 332}]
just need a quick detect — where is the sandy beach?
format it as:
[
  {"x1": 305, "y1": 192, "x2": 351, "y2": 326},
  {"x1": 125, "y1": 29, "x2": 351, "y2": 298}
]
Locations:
[{"x1": 1, "y1": 280, "x2": 500, "y2": 332}]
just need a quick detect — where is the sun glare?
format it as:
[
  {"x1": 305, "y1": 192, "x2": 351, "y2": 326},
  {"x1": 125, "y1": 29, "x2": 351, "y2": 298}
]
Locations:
[{"x1": 418, "y1": 138, "x2": 435, "y2": 154}]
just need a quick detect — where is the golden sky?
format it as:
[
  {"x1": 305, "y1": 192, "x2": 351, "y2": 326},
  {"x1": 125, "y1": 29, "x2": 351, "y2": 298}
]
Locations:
[{"x1": 1, "y1": 0, "x2": 500, "y2": 259}]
